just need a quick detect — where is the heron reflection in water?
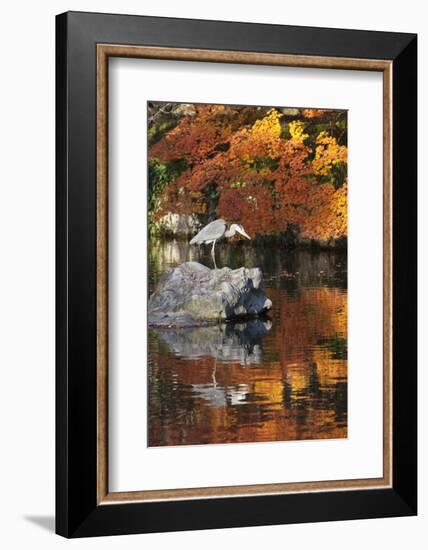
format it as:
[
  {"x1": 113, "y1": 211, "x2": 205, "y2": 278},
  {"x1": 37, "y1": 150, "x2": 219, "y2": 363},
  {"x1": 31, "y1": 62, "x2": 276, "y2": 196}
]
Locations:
[{"x1": 190, "y1": 219, "x2": 251, "y2": 268}]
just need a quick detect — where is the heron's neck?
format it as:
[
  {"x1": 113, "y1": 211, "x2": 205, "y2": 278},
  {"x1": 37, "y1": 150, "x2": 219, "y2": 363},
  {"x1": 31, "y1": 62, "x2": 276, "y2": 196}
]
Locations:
[{"x1": 225, "y1": 226, "x2": 236, "y2": 238}]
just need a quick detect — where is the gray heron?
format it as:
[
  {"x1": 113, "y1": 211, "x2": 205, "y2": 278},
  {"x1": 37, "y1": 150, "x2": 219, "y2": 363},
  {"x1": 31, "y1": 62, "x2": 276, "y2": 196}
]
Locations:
[{"x1": 190, "y1": 219, "x2": 251, "y2": 268}]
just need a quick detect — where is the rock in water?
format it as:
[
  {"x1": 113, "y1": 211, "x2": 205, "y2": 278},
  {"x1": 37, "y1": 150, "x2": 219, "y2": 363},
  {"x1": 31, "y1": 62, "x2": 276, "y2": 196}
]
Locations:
[{"x1": 148, "y1": 261, "x2": 272, "y2": 327}]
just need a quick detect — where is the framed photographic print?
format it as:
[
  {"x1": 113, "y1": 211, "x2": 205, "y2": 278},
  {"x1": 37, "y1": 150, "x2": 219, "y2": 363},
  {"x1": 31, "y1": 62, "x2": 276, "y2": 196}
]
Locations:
[{"x1": 56, "y1": 11, "x2": 417, "y2": 537}]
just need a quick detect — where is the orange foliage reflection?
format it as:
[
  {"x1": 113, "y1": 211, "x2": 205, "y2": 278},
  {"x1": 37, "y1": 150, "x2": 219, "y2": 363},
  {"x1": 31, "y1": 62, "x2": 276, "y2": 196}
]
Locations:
[{"x1": 148, "y1": 284, "x2": 347, "y2": 446}]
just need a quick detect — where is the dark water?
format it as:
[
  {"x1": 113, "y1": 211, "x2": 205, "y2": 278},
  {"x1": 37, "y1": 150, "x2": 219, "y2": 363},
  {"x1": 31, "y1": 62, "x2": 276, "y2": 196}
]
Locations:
[{"x1": 148, "y1": 239, "x2": 347, "y2": 446}]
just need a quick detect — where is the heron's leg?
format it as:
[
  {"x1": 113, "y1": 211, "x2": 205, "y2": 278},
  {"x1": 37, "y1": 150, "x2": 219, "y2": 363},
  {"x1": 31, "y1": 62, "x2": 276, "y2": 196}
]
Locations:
[
  {"x1": 211, "y1": 240, "x2": 217, "y2": 269},
  {"x1": 212, "y1": 361, "x2": 217, "y2": 387}
]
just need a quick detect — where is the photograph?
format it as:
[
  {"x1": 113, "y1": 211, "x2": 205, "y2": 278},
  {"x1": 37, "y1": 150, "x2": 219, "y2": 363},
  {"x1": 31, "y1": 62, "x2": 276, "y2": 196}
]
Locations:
[
  {"x1": 0, "y1": 0, "x2": 421, "y2": 545},
  {"x1": 147, "y1": 101, "x2": 348, "y2": 447}
]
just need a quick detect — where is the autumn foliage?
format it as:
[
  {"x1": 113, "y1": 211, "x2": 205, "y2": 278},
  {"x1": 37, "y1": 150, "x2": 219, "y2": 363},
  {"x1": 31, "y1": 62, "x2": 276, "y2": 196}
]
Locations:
[{"x1": 148, "y1": 103, "x2": 348, "y2": 242}]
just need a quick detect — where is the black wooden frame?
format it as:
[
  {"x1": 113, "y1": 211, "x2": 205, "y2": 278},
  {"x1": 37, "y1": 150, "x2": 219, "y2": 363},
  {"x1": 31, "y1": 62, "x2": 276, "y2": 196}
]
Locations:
[{"x1": 56, "y1": 11, "x2": 417, "y2": 538}]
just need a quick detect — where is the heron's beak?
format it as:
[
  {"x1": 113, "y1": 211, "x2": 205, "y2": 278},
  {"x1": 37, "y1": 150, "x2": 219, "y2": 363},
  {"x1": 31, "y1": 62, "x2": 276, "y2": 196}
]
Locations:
[{"x1": 239, "y1": 229, "x2": 251, "y2": 240}]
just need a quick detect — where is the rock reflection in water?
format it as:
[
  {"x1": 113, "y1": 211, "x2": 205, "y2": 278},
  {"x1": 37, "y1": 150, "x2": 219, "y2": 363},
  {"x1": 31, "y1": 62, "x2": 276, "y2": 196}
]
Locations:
[{"x1": 153, "y1": 318, "x2": 272, "y2": 365}]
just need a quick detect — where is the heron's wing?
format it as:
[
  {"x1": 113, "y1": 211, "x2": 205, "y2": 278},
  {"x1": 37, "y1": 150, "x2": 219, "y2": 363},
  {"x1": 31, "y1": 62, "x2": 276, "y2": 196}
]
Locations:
[{"x1": 190, "y1": 219, "x2": 226, "y2": 244}]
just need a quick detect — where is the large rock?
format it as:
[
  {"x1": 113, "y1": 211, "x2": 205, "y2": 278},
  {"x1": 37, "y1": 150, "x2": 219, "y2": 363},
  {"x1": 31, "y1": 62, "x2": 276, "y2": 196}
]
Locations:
[
  {"x1": 148, "y1": 261, "x2": 272, "y2": 327},
  {"x1": 158, "y1": 212, "x2": 200, "y2": 237}
]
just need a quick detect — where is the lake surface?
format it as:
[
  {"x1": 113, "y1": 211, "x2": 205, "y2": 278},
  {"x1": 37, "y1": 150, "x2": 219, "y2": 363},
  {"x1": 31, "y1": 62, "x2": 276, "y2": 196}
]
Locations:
[{"x1": 148, "y1": 238, "x2": 347, "y2": 446}]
